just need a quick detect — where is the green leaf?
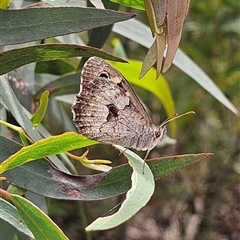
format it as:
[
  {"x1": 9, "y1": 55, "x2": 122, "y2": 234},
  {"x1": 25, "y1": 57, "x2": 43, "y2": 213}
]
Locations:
[
  {"x1": 0, "y1": 132, "x2": 98, "y2": 173},
  {"x1": 110, "y1": 59, "x2": 177, "y2": 137},
  {"x1": 155, "y1": 34, "x2": 166, "y2": 77},
  {"x1": 140, "y1": 40, "x2": 157, "y2": 78},
  {"x1": 9, "y1": 193, "x2": 69, "y2": 240},
  {"x1": 86, "y1": 145, "x2": 155, "y2": 231},
  {"x1": 1, "y1": 135, "x2": 108, "y2": 201},
  {"x1": 0, "y1": 7, "x2": 135, "y2": 46},
  {"x1": 31, "y1": 91, "x2": 49, "y2": 125},
  {"x1": 140, "y1": 35, "x2": 166, "y2": 79},
  {"x1": 110, "y1": 0, "x2": 145, "y2": 10},
  {"x1": 0, "y1": 0, "x2": 10, "y2": 9},
  {"x1": 144, "y1": 0, "x2": 167, "y2": 38},
  {"x1": 0, "y1": 198, "x2": 34, "y2": 238},
  {"x1": 2, "y1": 135, "x2": 213, "y2": 200},
  {"x1": 0, "y1": 44, "x2": 127, "y2": 75}
]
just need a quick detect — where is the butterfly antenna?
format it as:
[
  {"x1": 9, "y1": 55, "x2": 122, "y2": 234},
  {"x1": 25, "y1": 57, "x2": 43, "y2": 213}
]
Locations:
[
  {"x1": 160, "y1": 111, "x2": 195, "y2": 127},
  {"x1": 142, "y1": 111, "x2": 195, "y2": 174}
]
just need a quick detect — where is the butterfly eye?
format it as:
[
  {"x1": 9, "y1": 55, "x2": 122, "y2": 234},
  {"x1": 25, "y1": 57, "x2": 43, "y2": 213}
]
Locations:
[
  {"x1": 155, "y1": 129, "x2": 161, "y2": 138},
  {"x1": 99, "y1": 72, "x2": 110, "y2": 79}
]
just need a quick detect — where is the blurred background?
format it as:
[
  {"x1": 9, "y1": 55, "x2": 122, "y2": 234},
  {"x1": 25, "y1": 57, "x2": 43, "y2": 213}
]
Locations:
[{"x1": 2, "y1": 0, "x2": 239, "y2": 239}]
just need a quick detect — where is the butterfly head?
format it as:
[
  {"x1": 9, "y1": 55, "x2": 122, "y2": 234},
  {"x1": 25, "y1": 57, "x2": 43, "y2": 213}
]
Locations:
[
  {"x1": 152, "y1": 111, "x2": 195, "y2": 149},
  {"x1": 154, "y1": 125, "x2": 167, "y2": 142}
]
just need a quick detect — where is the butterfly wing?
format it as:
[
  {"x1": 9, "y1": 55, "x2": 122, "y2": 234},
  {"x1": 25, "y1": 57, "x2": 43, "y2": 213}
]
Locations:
[{"x1": 72, "y1": 57, "x2": 156, "y2": 150}]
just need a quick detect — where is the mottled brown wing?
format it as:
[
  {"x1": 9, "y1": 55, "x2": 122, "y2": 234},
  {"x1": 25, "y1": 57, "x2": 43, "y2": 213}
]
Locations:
[{"x1": 72, "y1": 57, "x2": 156, "y2": 150}]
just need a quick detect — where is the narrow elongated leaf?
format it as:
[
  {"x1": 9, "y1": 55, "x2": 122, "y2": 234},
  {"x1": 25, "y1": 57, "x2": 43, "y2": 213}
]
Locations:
[
  {"x1": 143, "y1": 0, "x2": 167, "y2": 76},
  {"x1": 144, "y1": 0, "x2": 157, "y2": 36},
  {"x1": 156, "y1": 33, "x2": 166, "y2": 77},
  {"x1": 1, "y1": 135, "x2": 213, "y2": 200},
  {"x1": 86, "y1": 145, "x2": 155, "y2": 231},
  {"x1": 0, "y1": 7, "x2": 136, "y2": 46},
  {"x1": 0, "y1": 132, "x2": 98, "y2": 173},
  {"x1": 151, "y1": 0, "x2": 166, "y2": 27},
  {"x1": 144, "y1": 0, "x2": 166, "y2": 35},
  {"x1": 0, "y1": 198, "x2": 34, "y2": 238},
  {"x1": 9, "y1": 193, "x2": 69, "y2": 240},
  {"x1": 0, "y1": 44, "x2": 127, "y2": 75},
  {"x1": 163, "y1": 0, "x2": 189, "y2": 72},
  {"x1": 1, "y1": 135, "x2": 108, "y2": 200},
  {"x1": 140, "y1": 40, "x2": 157, "y2": 78}
]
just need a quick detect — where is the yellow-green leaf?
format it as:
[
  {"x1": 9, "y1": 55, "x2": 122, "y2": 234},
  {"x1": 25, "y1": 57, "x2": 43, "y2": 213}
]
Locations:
[
  {"x1": 31, "y1": 91, "x2": 49, "y2": 126},
  {"x1": 9, "y1": 194, "x2": 68, "y2": 240},
  {"x1": 0, "y1": 132, "x2": 98, "y2": 173}
]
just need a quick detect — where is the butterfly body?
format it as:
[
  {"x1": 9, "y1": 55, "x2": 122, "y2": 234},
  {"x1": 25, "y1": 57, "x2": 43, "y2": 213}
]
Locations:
[{"x1": 72, "y1": 57, "x2": 167, "y2": 153}]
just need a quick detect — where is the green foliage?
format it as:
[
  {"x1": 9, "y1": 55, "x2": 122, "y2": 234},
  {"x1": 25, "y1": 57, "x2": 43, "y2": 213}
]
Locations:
[
  {"x1": 0, "y1": 133, "x2": 97, "y2": 173},
  {"x1": 9, "y1": 193, "x2": 69, "y2": 240},
  {"x1": 0, "y1": 7, "x2": 135, "y2": 45},
  {"x1": 0, "y1": 0, "x2": 239, "y2": 239}
]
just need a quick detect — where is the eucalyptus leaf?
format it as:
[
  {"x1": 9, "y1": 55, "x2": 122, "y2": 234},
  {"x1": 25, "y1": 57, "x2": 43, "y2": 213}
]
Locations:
[
  {"x1": 0, "y1": 7, "x2": 136, "y2": 46},
  {"x1": 0, "y1": 76, "x2": 43, "y2": 142},
  {"x1": 86, "y1": 145, "x2": 155, "y2": 231},
  {"x1": 140, "y1": 40, "x2": 157, "y2": 78},
  {"x1": 0, "y1": 132, "x2": 98, "y2": 173},
  {"x1": 9, "y1": 193, "x2": 69, "y2": 240},
  {"x1": 1, "y1": 135, "x2": 213, "y2": 200},
  {"x1": 0, "y1": 44, "x2": 127, "y2": 75},
  {"x1": 163, "y1": 0, "x2": 189, "y2": 72}
]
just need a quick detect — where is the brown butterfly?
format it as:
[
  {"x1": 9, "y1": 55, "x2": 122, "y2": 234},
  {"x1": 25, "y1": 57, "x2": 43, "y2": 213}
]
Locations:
[{"x1": 72, "y1": 57, "x2": 193, "y2": 157}]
